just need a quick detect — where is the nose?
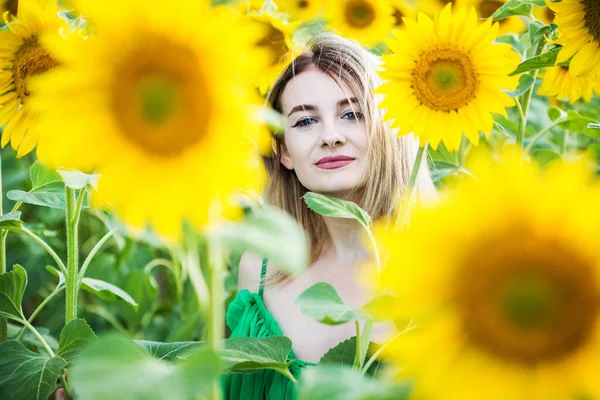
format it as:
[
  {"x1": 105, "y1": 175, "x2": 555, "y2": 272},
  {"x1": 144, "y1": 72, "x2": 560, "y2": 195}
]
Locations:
[{"x1": 321, "y1": 126, "x2": 346, "y2": 149}]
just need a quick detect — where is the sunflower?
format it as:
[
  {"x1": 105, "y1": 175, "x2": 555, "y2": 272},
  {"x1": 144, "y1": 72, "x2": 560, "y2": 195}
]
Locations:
[
  {"x1": 549, "y1": 0, "x2": 600, "y2": 78},
  {"x1": 376, "y1": 4, "x2": 519, "y2": 151},
  {"x1": 31, "y1": 0, "x2": 267, "y2": 238},
  {"x1": 369, "y1": 149, "x2": 600, "y2": 400},
  {"x1": 533, "y1": 3, "x2": 554, "y2": 25},
  {"x1": 538, "y1": 65, "x2": 599, "y2": 103},
  {"x1": 0, "y1": 0, "x2": 18, "y2": 19},
  {"x1": 325, "y1": 0, "x2": 395, "y2": 46},
  {"x1": 0, "y1": 0, "x2": 66, "y2": 157},
  {"x1": 416, "y1": 0, "x2": 524, "y2": 34},
  {"x1": 247, "y1": 12, "x2": 300, "y2": 95},
  {"x1": 232, "y1": 0, "x2": 265, "y2": 15},
  {"x1": 276, "y1": 0, "x2": 326, "y2": 22},
  {"x1": 390, "y1": 0, "x2": 416, "y2": 28}
]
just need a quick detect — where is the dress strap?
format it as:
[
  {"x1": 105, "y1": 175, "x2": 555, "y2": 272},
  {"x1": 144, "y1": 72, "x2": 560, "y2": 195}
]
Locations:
[{"x1": 258, "y1": 257, "x2": 268, "y2": 298}]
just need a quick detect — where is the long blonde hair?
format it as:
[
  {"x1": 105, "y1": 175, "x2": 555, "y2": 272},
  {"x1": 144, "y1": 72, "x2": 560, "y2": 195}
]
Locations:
[{"x1": 265, "y1": 33, "x2": 435, "y2": 264}]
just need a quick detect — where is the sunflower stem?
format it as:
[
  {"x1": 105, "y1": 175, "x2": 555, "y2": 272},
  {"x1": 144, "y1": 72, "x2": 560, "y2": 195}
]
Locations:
[
  {"x1": 525, "y1": 116, "x2": 567, "y2": 153},
  {"x1": 65, "y1": 187, "x2": 80, "y2": 324},
  {"x1": 561, "y1": 129, "x2": 570, "y2": 155},
  {"x1": 516, "y1": 39, "x2": 547, "y2": 148},
  {"x1": 17, "y1": 285, "x2": 65, "y2": 342},
  {"x1": 0, "y1": 149, "x2": 6, "y2": 343},
  {"x1": 395, "y1": 143, "x2": 427, "y2": 231},
  {"x1": 207, "y1": 234, "x2": 224, "y2": 400}
]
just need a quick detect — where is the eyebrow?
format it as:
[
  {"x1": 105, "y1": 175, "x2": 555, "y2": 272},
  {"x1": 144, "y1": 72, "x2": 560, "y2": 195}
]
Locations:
[{"x1": 287, "y1": 97, "x2": 359, "y2": 117}]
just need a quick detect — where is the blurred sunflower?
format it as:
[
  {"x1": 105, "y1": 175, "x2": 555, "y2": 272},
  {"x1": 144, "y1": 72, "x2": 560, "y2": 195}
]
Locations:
[
  {"x1": 376, "y1": 4, "x2": 519, "y2": 150},
  {"x1": 248, "y1": 12, "x2": 300, "y2": 95},
  {"x1": 325, "y1": 0, "x2": 395, "y2": 46},
  {"x1": 0, "y1": 0, "x2": 65, "y2": 157},
  {"x1": 391, "y1": 0, "x2": 416, "y2": 28},
  {"x1": 232, "y1": 0, "x2": 265, "y2": 15},
  {"x1": 533, "y1": 3, "x2": 554, "y2": 25},
  {"x1": 549, "y1": 0, "x2": 600, "y2": 78},
  {"x1": 32, "y1": 0, "x2": 267, "y2": 238},
  {"x1": 538, "y1": 65, "x2": 599, "y2": 103},
  {"x1": 370, "y1": 149, "x2": 600, "y2": 400},
  {"x1": 0, "y1": 0, "x2": 18, "y2": 19},
  {"x1": 277, "y1": 0, "x2": 326, "y2": 22},
  {"x1": 416, "y1": 0, "x2": 524, "y2": 34}
]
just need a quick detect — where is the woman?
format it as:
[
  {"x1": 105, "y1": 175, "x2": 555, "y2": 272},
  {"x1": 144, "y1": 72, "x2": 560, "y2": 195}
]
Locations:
[{"x1": 222, "y1": 33, "x2": 435, "y2": 399}]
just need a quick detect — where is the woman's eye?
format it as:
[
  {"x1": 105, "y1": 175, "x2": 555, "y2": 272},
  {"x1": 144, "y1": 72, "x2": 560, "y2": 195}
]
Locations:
[
  {"x1": 342, "y1": 111, "x2": 364, "y2": 121},
  {"x1": 292, "y1": 117, "x2": 318, "y2": 128}
]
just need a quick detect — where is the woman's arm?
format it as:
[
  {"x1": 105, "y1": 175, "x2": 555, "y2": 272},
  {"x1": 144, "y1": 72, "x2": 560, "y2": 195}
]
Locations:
[{"x1": 236, "y1": 251, "x2": 265, "y2": 293}]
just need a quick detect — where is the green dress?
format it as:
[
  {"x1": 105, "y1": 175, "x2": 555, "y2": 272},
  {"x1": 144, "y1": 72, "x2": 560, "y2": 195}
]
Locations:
[{"x1": 221, "y1": 258, "x2": 317, "y2": 400}]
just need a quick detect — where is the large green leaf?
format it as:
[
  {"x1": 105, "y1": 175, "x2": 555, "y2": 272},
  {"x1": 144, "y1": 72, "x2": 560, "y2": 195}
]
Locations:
[
  {"x1": 69, "y1": 333, "x2": 220, "y2": 400},
  {"x1": 319, "y1": 336, "x2": 381, "y2": 377},
  {"x1": 29, "y1": 161, "x2": 62, "y2": 191},
  {"x1": 298, "y1": 365, "x2": 412, "y2": 400},
  {"x1": 57, "y1": 318, "x2": 98, "y2": 363},
  {"x1": 222, "y1": 336, "x2": 293, "y2": 374},
  {"x1": 0, "y1": 265, "x2": 27, "y2": 320},
  {"x1": 509, "y1": 73, "x2": 535, "y2": 98},
  {"x1": 510, "y1": 47, "x2": 561, "y2": 76},
  {"x1": 0, "y1": 211, "x2": 23, "y2": 231},
  {"x1": 0, "y1": 340, "x2": 67, "y2": 400},
  {"x1": 135, "y1": 340, "x2": 203, "y2": 361},
  {"x1": 215, "y1": 204, "x2": 308, "y2": 276},
  {"x1": 81, "y1": 277, "x2": 138, "y2": 308},
  {"x1": 7, "y1": 182, "x2": 66, "y2": 209},
  {"x1": 559, "y1": 111, "x2": 600, "y2": 137},
  {"x1": 296, "y1": 282, "x2": 358, "y2": 325},
  {"x1": 491, "y1": 0, "x2": 545, "y2": 20},
  {"x1": 303, "y1": 192, "x2": 371, "y2": 228}
]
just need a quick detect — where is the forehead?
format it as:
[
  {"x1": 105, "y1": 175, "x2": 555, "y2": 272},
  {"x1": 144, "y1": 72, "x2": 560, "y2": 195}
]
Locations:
[{"x1": 280, "y1": 68, "x2": 356, "y2": 113}]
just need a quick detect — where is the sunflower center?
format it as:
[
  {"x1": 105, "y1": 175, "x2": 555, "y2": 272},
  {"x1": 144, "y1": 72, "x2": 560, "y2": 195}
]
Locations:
[
  {"x1": 12, "y1": 36, "x2": 59, "y2": 101},
  {"x1": 112, "y1": 36, "x2": 210, "y2": 158},
  {"x1": 257, "y1": 23, "x2": 289, "y2": 67},
  {"x1": 4, "y1": 0, "x2": 18, "y2": 16},
  {"x1": 345, "y1": 0, "x2": 375, "y2": 28},
  {"x1": 412, "y1": 47, "x2": 479, "y2": 112},
  {"x1": 478, "y1": 1, "x2": 504, "y2": 18},
  {"x1": 582, "y1": 0, "x2": 600, "y2": 41},
  {"x1": 393, "y1": 7, "x2": 403, "y2": 26},
  {"x1": 456, "y1": 235, "x2": 599, "y2": 365},
  {"x1": 297, "y1": 0, "x2": 309, "y2": 9},
  {"x1": 545, "y1": 7, "x2": 554, "y2": 22}
]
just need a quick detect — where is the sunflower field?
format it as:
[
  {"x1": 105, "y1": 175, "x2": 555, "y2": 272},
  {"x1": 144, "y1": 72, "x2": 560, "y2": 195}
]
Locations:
[{"x1": 1, "y1": 0, "x2": 600, "y2": 399}]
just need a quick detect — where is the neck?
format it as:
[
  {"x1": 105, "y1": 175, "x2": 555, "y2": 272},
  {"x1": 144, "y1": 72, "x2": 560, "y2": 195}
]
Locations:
[{"x1": 321, "y1": 216, "x2": 369, "y2": 266}]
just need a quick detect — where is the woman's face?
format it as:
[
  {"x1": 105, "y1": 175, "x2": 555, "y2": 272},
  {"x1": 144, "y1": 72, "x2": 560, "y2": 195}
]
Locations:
[{"x1": 279, "y1": 68, "x2": 369, "y2": 197}]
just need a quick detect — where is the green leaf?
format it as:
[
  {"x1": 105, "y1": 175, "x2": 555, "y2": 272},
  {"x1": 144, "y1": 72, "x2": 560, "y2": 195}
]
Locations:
[
  {"x1": 491, "y1": 0, "x2": 535, "y2": 20},
  {"x1": 303, "y1": 192, "x2": 371, "y2": 227},
  {"x1": 298, "y1": 365, "x2": 413, "y2": 400},
  {"x1": 57, "y1": 318, "x2": 98, "y2": 363},
  {"x1": 0, "y1": 211, "x2": 23, "y2": 231},
  {"x1": 81, "y1": 277, "x2": 138, "y2": 308},
  {"x1": 259, "y1": 106, "x2": 285, "y2": 135},
  {"x1": 510, "y1": 47, "x2": 561, "y2": 76},
  {"x1": 7, "y1": 322, "x2": 60, "y2": 352},
  {"x1": 0, "y1": 265, "x2": 27, "y2": 320},
  {"x1": 495, "y1": 34, "x2": 524, "y2": 56},
  {"x1": 29, "y1": 161, "x2": 62, "y2": 191},
  {"x1": 547, "y1": 106, "x2": 567, "y2": 122},
  {"x1": 509, "y1": 73, "x2": 535, "y2": 98},
  {"x1": 431, "y1": 161, "x2": 460, "y2": 183},
  {"x1": 45, "y1": 265, "x2": 65, "y2": 287},
  {"x1": 7, "y1": 182, "x2": 67, "y2": 209},
  {"x1": 319, "y1": 336, "x2": 381, "y2": 377},
  {"x1": 360, "y1": 294, "x2": 397, "y2": 321},
  {"x1": 69, "y1": 333, "x2": 219, "y2": 400},
  {"x1": 0, "y1": 340, "x2": 67, "y2": 400},
  {"x1": 296, "y1": 282, "x2": 358, "y2": 325},
  {"x1": 559, "y1": 111, "x2": 600, "y2": 137},
  {"x1": 135, "y1": 340, "x2": 203, "y2": 361},
  {"x1": 57, "y1": 168, "x2": 100, "y2": 190},
  {"x1": 222, "y1": 336, "x2": 293, "y2": 373},
  {"x1": 215, "y1": 204, "x2": 308, "y2": 276}
]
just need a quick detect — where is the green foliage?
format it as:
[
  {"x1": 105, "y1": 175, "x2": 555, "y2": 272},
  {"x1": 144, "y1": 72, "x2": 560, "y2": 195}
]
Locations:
[
  {"x1": 510, "y1": 48, "x2": 561, "y2": 76},
  {"x1": 57, "y1": 318, "x2": 98, "y2": 363},
  {"x1": 0, "y1": 341, "x2": 67, "y2": 400},
  {"x1": 0, "y1": 265, "x2": 27, "y2": 320},
  {"x1": 491, "y1": 0, "x2": 546, "y2": 20},
  {"x1": 0, "y1": 211, "x2": 23, "y2": 231},
  {"x1": 135, "y1": 340, "x2": 203, "y2": 361},
  {"x1": 319, "y1": 336, "x2": 381, "y2": 377},
  {"x1": 222, "y1": 336, "x2": 293, "y2": 375},
  {"x1": 81, "y1": 277, "x2": 138, "y2": 308},
  {"x1": 296, "y1": 282, "x2": 359, "y2": 325},
  {"x1": 303, "y1": 192, "x2": 371, "y2": 227}
]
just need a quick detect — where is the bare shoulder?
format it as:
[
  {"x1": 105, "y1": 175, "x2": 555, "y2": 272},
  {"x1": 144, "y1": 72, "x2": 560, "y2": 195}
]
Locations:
[{"x1": 236, "y1": 251, "x2": 265, "y2": 293}]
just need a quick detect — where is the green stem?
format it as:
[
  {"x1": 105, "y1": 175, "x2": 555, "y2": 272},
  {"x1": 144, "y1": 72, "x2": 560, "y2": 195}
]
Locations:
[
  {"x1": 207, "y1": 235, "x2": 224, "y2": 400},
  {"x1": 21, "y1": 318, "x2": 55, "y2": 357},
  {"x1": 73, "y1": 186, "x2": 87, "y2": 226},
  {"x1": 77, "y1": 228, "x2": 117, "y2": 287},
  {"x1": 353, "y1": 320, "x2": 362, "y2": 369},
  {"x1": 525, "y1": 117, "x2": 567, "y2": 153},
  {"x1": 395, "y1": 143, "x2": 428, "y2": 230},
  {"x1": 360, "y1": 320, "x2": 419, "y2": 375},
  {"x1": 516, "y1": 40, "x2": 547, "y2": 148},
  {"x1": 18, "y1": 227, "x2": 68, "y2": 275},
  {"x1": 65, "y1": 187, "x2": 80, "y2": 324},
  {"x1": 85, "y1": 304, "x2": 129, "y2": 335},
  {"x1": 17, "y1": 285, "x2": 65, "y2": 341},
  {"x1": 0, "y1": 149, "x2": 5, "y2": 343},
  {"x1": 59, "y1": 376, "x2": 73, "y2": 400},
  {"x1": 561, "y1": 129, "x2": 570, "y2": 155},
  {"x1": 360, "y1": 222, "x2": 381, "y2": 277}
]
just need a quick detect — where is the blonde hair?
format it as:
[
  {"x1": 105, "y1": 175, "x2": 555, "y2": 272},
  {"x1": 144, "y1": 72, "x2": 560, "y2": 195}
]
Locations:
[{"x1": 265, "y1": 33, "x2": 435, "y2": 264}]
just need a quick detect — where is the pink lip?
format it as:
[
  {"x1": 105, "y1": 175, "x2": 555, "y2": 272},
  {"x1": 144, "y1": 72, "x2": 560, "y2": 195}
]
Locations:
[{"x1": 315, "y1": 156, "x2": 355, "y2": 170}]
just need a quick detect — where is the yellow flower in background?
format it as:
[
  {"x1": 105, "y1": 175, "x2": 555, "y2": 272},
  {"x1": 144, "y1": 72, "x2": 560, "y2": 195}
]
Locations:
[
  {"x1": 377, "y1": 4, "x2": 519, "y2": 151},
  {"x1": 533, "y1": 3, "x2": 554, "y2": 25},
  {"x1": 416, "y1": 0, "x2": 524, "y2": 34},
  {"x1": 0, "y1": 0, "x2": 18, "y2": 19},
  {"x1": 232, "y1": 0, "x2": 265, "y2": 15},
  {"x1": 325, "y1": 0, "x2": 395, "y2": 46},
  {"x1": 277, "y1": 0, "x2": 326, "y2": 22},
  {"x1": 248, "y1": 12, "x2": 300, "y2": 95},
  {"x1": 538, "y1": 65, "x2": 599, "y2": 103},
  {"x1": 0, "y1": 0, "x2": 65, "y2": 157},
  {"x1": 549, "y1": 0, "x2": 600, "y2": 78},
  {"x1": 370, "y1": 149, "x2": 600, "y2": 400},
  {"x1": 32, "y1": 0, "x2": 267, "y2": 238},
  {"x1": 391, "y1": 0, "x2": 416, "y2": 28}
]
